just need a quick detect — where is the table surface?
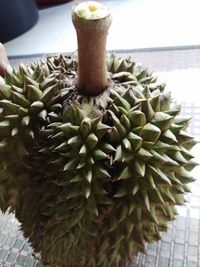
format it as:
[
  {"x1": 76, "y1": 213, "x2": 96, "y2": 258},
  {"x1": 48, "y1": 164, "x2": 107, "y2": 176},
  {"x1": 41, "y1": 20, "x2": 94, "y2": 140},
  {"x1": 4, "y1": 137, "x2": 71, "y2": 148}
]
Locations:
[{"x1": 0, "y1": 50, "x2": 199, "y2": 267}]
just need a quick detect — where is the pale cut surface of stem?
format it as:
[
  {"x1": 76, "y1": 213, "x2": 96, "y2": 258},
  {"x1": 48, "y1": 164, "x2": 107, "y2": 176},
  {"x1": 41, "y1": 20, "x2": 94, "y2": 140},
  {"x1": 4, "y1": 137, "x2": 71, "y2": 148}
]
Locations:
[{"x1": 72, "y1": 1, "x2": 112, "y2": 96}]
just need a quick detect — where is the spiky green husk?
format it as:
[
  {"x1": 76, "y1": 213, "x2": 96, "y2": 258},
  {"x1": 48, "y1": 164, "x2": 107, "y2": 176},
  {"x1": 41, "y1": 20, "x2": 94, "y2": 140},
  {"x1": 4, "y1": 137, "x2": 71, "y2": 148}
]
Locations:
[{"x1": 0, "y1": 54, "x2": 197, "y2": 267}]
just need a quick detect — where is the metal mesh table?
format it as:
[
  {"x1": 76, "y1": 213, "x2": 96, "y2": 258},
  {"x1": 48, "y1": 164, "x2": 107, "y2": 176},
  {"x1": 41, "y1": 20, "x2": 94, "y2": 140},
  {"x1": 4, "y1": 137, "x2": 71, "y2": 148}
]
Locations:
[{"x1": 0, "y1": 50, "x2": 199, "y2": 267}]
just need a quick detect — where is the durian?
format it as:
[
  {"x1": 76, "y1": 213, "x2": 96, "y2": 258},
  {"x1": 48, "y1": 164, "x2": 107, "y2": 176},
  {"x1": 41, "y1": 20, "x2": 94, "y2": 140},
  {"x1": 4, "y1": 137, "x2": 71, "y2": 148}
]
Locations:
[{"x1": 0, "y1": 1, "x2": 197, "y2": 267}]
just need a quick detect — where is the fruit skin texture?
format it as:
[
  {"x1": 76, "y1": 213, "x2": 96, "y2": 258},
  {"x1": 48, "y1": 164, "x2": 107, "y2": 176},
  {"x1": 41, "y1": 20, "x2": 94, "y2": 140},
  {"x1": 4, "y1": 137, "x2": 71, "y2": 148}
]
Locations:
[{"x1": 0, "y1": 54, "x2": 197, "y2": 267}]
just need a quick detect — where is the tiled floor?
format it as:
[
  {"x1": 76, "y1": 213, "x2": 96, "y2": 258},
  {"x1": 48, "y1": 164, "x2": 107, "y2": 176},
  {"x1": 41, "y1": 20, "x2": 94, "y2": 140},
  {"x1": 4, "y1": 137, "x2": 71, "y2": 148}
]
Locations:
[{"x1": 4, "y1": 0, "x2": 200, "y2": 56}]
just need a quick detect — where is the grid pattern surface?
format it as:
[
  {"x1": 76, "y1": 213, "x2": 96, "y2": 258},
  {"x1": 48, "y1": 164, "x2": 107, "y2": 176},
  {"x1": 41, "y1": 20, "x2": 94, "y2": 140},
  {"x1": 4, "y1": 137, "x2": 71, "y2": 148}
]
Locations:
[{"x1": 0, "y1": 56, "x2": 199, "y2": 267}]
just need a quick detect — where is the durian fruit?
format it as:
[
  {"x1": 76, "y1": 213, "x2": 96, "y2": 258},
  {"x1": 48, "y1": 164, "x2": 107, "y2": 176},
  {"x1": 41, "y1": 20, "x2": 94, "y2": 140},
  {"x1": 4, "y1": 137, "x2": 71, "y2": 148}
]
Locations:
[{"x1": 0, "y1": 1, "x2": 197, "y2": 267}]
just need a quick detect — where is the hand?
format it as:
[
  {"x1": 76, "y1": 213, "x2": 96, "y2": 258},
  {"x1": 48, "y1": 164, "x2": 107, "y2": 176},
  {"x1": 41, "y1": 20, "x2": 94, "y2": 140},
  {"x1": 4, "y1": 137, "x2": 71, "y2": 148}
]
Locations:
[{"x1": 0, "y1": 43, "x2": 12, "y2": 77}]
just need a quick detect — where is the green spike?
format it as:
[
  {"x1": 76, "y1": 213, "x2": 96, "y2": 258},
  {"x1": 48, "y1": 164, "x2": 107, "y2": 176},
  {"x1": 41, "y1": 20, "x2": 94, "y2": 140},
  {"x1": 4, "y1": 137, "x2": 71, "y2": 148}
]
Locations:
[
  {"x1": 94, "y1": 166, "x2": 110, "y2": 178},
  {"x1": 40, "y1": 85, "x2": 55, "y2": 105},
  {"x1": 85, "y1": 184, "x2": 91, "y2": 199},
  {"x1": 153, "y1": 189, "x2": 165, "y2": 204},
  {"x1": 142, "y1": 123, "x2": 161, "y2": 142},
  {"x1": 154, "y1": 140, "x2": 173, "y2": 154},
  {"x1": 0, "y1": 99, "x2": 20, "y2": 113},
  {"x1": 0, "y1": 83, "x2": 11, "y2": 99},
  {"x1": 59, "y1": 123, "x2": 79, "y2": 135},
  {"x1": 30, "y1": 101, "x2": 44, "y2": 113},
  {"x1": 134, "y1": 160, "x2": 145, "y2": 177},
  {"x1": 26, "y1": 129, "x2": 34, "y2": 139},
  {"x1": 156, "y1": 169, "x2": 172, "y2": 185},
  {"x1": 22, "y1": 116, "x2": 30, "y2": 126},
  {"x1": 0, "y1": 139, "x2": 8, "y2": 151},
  {"x1": 110, "y1": 111, "x2": 127, "y2": 137},
  {"x1": 142, "y1": 86, "x2": 152, "y2": 98},
  {"x1": 95, "y1": 122, "x2": 111, "y2": 139},
  {"x1": 67, "y1": 136, "x2": 82, "y2": 146},
  {"x1": 150, "y1": 149, "x2": 167, "y2": 164},
  {"x1": 93, "y1": 149, "x2": 108, "y2": 160},
  {"x1": 165, "y1": 107, "x2": 180, "y2": 116},
  {"x1": 87, "y1": 156, "x2": 95, "y2": 165},
  {"x1": 27, "y1": 84, "x2": 42, "y2": 102},
  {"x1": 118, "y1": 166, "x2": 131, "y2": 180},
  {"x1": 54, "y1": 142, "x2": 67, "y2": 152},
  {"x1": 149, "y1": 165, "x2": 171, "y2": 185},
  {"x1": 86, "y1": 133, "x2": 98, "y2": 150},
  {"x1": 137, "y1": 148, "x2": 153, "y2": 161},
  {"x1": 118, "y1": 106, "x2": 129, "y2": 116},
  {"x1": 128, "y1": 110, "x2": 146, "y2": 127},
  {"x1": 40, "y1": 77, "x2": 56, "y2": 90},
  {"x1": 174, "y1": 116, "x2": 191, "y2": 126},
  {"x1": 170, "y1": 123, "x2": 184, "y2": 133},
  {"x1": 180, "y1": 146, "x2": 194, "y2": 160},
  {"x1": 18, "y1": 107, "x2": 28, "y2": 117},
  {"x1": 160, "y1": 92, "x2": 171, "y2": 111},
  {"x1": 132, "y1": 184, "x2": 140, "y2": 195},
  {"x1": 51, "y1": 131, "x2": 64, "y2": 140},
  {"x1": 114, "y1": 145, "x2": 123, "y2": 162},
  {"x1": 146, "y1": 175, "x2": 156, "y2": 189},
  {"x1": 25, "y1": 75, "x2": 40, "y2": 88},
  {"x1": 63, "y1": 159, "x2": 78, "y2": 171},
  {"x1": 113, "y1": 91, "x2": 131, "y2": 110},
  {"x1": 182, "y1": 139, "x2": 198, "y2": 150},
  {"x1": 142, "y1": 141, "x2": 155, "y2": 150},
  {"x1": 149, "y1": 95, "x2": 160, "y2": 111},
  {"x1": 77, "y1": 158, "x2": 86, "y2": 169},
  {"x1": 177, "y1": 130, "x2": 194, "y2": 144},
  {"x1": 38, "y1": 110, "x2": 47, "y2": 121},
  {"x1": 132, "y1": 86, "x2": 146, "y2": 99},
  {"x1": 122, "y1": 138, "x2": 132, "y2": 152},
  {"x1": 101, "y1": 143, "x2": 116, "y2": 153},
  {"x1": 160, "y1": 188, "x2": 175, "y2": 203},
  {"x1": 149, "y1": 206, "x2": 159, "y2": 224},
  {"x1": 184, "y1": 160, "x2": 199, "y2": 171},
  {"x1": 162, "y1": 154, "x2": 179, "y2": 166},
  {"x1": 127, "y1": 132, "x2": 142, "y2": 151},
  {"x1": 152, "y1": 112, "x2": 172, "y2": 131},
  {"x1": 141, "y1": 100, "x2": 155, "y2": 121},
  {"x1": 80, "y1": 118, "x2": 91, "y2": 138},
  {"x1": 170, "y1": 151, "x2": 187, "y2": 164},
  {"x1": 121, "y1": 114, "x2": 131, "y2": 129},
  {"x1": 162, "y1": 129, "x2": 178, "y2": 144},
  {"x1": 169, "y1": 173, "x2": 182, "y2": 185},
  {"x1": 79, "y1": 145, "x2": 87, "y2": 156},
  {"x1": 182, "y1": 184, "x2": 191, "y2": 193},
  {"x1": 83, "y1": 168, "x2": 92, "y2": 183},
  {"x1": 11, "y1": 91, "x2": 30, "y2": 108},
  {"x1": 0, "y1": 120, "x2": 10, "y2": 129},
  {"x1": 142, "y1": 191, "x2": 150, "y2": 210},
  {"x1": 11, "y1": 128, "x2": 18, "y2": 137}
]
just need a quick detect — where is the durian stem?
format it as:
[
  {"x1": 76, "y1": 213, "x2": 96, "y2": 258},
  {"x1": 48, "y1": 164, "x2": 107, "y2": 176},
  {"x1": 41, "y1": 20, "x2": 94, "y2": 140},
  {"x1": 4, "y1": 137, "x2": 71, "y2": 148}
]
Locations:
[{"x1": 72, "y1": 3, "x2": 112, "y2": 96}]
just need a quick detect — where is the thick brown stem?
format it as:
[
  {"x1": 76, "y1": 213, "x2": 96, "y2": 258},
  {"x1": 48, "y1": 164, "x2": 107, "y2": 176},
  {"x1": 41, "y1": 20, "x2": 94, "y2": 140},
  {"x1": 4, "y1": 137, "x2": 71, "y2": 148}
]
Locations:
[{"x1": 72, "y1": 10, "x2": 112, "y2": 96}]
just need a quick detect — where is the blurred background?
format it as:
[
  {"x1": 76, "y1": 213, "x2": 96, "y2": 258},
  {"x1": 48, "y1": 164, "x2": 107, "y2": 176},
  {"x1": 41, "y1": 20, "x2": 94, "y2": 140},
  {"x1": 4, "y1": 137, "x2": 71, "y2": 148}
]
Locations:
[{"x1": 1, "y1": 0, "x2": 200, "y2": 56}]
